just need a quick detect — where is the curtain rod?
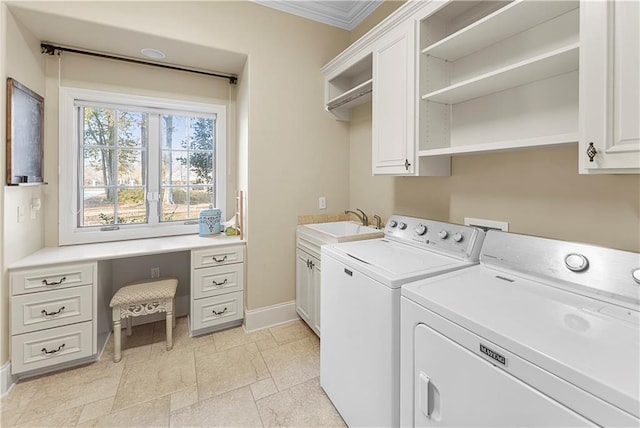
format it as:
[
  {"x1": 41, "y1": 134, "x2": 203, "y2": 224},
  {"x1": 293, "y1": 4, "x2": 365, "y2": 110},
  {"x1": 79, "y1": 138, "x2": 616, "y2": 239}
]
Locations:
[{"x1": 41, "y1": 43, "x2": 238, "y2": 85}]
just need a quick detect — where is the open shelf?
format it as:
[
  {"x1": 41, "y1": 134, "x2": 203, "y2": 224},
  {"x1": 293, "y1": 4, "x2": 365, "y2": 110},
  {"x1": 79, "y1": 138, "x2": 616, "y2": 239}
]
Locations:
[
  {"x1": 422, "y1": 0, "x2": 578, "y2": 62},
  {"x1": 419, "y1": 133, "x2": 578, "y2": 157},
  {"x1": 421, "y1": 43, "x2": 579, "y2": 105},
  {"x1": 326, "y1": 78, "x2": 373, "y2": 111}
]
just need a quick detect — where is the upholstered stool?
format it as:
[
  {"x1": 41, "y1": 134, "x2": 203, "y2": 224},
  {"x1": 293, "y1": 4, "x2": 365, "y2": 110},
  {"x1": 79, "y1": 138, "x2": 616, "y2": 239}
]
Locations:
[{"x1": 109, "y1": 277, "x2": 178, "y2": 362}]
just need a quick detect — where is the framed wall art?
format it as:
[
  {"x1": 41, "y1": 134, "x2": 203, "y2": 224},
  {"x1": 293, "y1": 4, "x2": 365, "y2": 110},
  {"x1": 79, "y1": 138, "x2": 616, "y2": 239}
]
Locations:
[{"x1": 6, "y1": 78, "x2": 45, "y2": 185}]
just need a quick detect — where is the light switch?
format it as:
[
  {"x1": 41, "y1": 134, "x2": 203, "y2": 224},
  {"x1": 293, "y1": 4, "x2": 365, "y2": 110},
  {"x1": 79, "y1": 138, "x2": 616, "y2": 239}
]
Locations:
[{"x1": 17, "y1": 205, "x2": 24, "y2": 223}]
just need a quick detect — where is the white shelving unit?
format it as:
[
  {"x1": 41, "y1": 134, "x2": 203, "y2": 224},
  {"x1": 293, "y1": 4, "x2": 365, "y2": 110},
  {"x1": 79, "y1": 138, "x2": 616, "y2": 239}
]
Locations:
[
  {"x1": 323, "y1": 54, "x2": 372, "y2": 121},
  {"x1": 417, "y1": 0, "x2": 580, "y2": 157}
]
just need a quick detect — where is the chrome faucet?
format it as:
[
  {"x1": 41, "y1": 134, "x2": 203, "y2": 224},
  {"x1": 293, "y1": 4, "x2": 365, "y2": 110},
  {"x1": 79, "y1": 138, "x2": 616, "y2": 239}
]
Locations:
[
  {"x1": 344, "y1": 209, "x2": 369, "y2": 226},
  {"x1": 373, "y1": 214, "x2": 382, "y2": 230}
]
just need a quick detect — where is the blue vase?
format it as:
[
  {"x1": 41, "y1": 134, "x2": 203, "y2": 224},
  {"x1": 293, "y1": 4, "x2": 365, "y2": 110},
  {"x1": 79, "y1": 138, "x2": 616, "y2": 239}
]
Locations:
[{"x1": 199, "y1": 206, "x2": 222, "y2": 236}]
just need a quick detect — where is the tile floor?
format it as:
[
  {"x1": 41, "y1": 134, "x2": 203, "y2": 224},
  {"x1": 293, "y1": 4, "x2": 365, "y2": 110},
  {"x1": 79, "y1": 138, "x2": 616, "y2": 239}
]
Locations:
[{"x1": 0, "y1": 318, "x2": 346, "y2": 427}]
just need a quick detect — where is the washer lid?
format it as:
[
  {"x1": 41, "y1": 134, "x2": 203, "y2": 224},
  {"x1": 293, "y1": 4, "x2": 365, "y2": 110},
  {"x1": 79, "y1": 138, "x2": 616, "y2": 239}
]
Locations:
[
  {"x1": 323, "y1": 239, "x2": 470, "y2": 287},
  {"x1": 402, "y1": 267, "x2": 640, "y2": 419}
]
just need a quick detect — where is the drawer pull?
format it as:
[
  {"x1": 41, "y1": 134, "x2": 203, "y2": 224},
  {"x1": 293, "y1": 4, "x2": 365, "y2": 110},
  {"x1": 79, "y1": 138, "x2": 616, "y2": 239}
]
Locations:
[
  {"x1": 42, "y1": 277, "x2": 66, "y2": 286},
  {"x1": 212, "y1": 255, "x2": 228, "y2": 263},
  {"x1": 212, "y1": 278, "x2": 228, "y2": 287},
  {"x1": 212, "y1": 307, "x2": 228, "y2": 316},
  {"x1": 41, "y1": 306, "x2": 65, "y2": 317},
  {"x1": 41, "y1": 343, "x2": 65, "y2": 355}
]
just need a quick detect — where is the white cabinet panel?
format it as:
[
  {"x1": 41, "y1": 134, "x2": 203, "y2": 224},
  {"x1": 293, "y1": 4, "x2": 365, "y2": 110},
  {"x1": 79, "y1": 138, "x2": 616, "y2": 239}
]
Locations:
[
  {"x1": 192, "y1": 264, "x2": 243, "y2": 299},
  {"x1": 192, "y1": 291, "x2": 243, "y2": 331},
  {"x1": 12, "y1": 322, "x2": 94, "y2": 374},
  {"x1": 12, "y1": 286, "x2": 92, "y2": 335},
  {"x1": 373, "y1": 22, "x2": 415, "y2": 175},
  {"x1": 192, "y1": 245, "x2": 243, "y2": 269},
  {"x1": 580, "y1": 0, "x2": 640, "y2": 173},
  {"x1": 12, "y1": 262, "x2": 94, "y2": 295}
]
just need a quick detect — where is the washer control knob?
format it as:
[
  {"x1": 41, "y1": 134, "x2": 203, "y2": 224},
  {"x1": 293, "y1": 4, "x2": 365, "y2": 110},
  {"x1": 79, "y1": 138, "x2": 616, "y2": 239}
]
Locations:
[
  {"x1": 398, "y1": 222, "x2": 407, "y2": 230},
  {"x1": 438, "y1": 230, "x2": 449, "y2": 239},
  {"x1": 389, "y1": 220, "x2": 398, "y2": 228},
  {"x1": 633, "y1": 269, "x2": 640, "y2": 285},
  {"x1": 452, "y1": 232, "x2": 463, "y2": 243},
  {"x1": 565, "y1": 253, "x2": 589, "y2": 272},
  {"x1": 415, "y1": 225, "x2": 427, "y2": 236}
]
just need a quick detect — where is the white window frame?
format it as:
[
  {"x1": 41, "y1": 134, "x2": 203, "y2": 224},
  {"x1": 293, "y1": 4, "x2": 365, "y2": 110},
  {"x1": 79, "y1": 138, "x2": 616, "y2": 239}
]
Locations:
[{"x1": 59, "y1": 87, "x2": 227, "y2": 245}]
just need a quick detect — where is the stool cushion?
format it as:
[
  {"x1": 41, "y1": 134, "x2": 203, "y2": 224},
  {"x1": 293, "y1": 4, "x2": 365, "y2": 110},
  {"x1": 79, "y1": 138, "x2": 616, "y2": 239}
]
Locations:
[{"x1": 110, "y1": 277, "x2": 178, "y2": 307}]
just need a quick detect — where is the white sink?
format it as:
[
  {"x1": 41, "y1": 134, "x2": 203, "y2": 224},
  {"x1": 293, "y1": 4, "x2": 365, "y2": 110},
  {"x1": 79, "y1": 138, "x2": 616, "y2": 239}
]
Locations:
[{"x1": 301, "y1": 221, "x2": 383, "y2": 242}]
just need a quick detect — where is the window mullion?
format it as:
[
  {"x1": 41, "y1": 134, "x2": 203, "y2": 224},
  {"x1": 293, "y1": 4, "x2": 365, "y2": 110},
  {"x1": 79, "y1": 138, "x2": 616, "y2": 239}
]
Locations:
[{"x1": 147, "y1": 114, "x2": 160, "y2": 225}]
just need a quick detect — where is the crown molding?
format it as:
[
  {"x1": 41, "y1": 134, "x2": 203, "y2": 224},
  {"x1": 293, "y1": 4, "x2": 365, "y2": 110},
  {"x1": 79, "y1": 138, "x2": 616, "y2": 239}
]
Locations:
[{"x1": 253, "y1": 0, "x2": 383, "y2": 30}]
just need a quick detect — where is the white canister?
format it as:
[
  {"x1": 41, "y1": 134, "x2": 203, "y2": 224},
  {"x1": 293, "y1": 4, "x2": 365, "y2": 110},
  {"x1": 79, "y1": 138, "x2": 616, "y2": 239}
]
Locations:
[{"x1": 199, "y1": 205, "x2": 222, "y2": 236}]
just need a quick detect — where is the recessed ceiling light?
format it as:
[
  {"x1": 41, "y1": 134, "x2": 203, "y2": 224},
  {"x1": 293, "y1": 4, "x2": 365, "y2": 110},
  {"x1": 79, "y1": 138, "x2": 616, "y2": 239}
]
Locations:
[{"x1": 141, "y1": 48, "x2": 166, "y2": 59}]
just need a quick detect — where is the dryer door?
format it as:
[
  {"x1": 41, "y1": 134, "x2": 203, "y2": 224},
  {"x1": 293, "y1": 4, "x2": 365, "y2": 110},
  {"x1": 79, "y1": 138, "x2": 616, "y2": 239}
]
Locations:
[{"x1": 413, "y1": 323, "x2": 595, "y2": 427}]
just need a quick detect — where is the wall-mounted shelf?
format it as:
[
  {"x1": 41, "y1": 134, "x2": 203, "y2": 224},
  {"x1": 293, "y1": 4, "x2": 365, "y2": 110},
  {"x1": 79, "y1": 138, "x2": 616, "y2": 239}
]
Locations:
[
  {"x1": 421, "y1": 44, "x2": 579, "y2": 104},
  {"x1": 422, "y1": 0, "x2": 579, "y2": 62},
  {"x1": 417, "y1": 0, "x2": 580, "y2": 159},
  {"x1": 419, "y1": 133, "x2": 578, "y2": 157}
]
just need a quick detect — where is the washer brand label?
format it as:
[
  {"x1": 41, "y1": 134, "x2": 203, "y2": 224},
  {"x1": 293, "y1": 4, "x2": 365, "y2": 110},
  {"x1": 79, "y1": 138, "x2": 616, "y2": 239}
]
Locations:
[{"x1": 480, "y1": 344, "x2": 507, "y2": 366}]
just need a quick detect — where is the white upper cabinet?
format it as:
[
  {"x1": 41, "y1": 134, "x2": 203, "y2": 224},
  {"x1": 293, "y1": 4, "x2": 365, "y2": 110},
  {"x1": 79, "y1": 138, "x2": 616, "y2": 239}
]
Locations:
[
  {"x1": 579, "y1": 0, "x2": 640, "y2": 173},
  {"x1": 417, "y1": 0, "x2": 580, "y2": 158},
  {"x1": 372, "y1": 21, "x2": 415, "y2": 175}
]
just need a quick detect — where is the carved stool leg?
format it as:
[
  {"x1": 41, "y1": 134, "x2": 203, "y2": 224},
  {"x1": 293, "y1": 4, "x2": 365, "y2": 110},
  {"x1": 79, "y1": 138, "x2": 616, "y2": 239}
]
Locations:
[
  {"x1": 166, "y1": 299, "x2": 174, "y2": 351},
  {"x1": 112, "y1": 307, "x2": 122, "y2": 363},
  {"x1": 172, "y1": 298, "x2": 176, "y2": 328}
]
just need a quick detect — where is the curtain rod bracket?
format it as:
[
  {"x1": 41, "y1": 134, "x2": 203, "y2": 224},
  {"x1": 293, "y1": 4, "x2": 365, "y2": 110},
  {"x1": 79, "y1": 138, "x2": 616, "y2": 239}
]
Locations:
[{"x1": 41, "y1": 43, "x2": 61, "y2": 56}]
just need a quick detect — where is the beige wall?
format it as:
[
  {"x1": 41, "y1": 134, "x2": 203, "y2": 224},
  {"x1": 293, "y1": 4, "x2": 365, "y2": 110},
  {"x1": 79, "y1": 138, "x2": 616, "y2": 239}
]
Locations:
[
  {"x1": 1, "y1": 6, "x2": 47, "y2": 365},
  {"x1": 349, "y1": 103, "x2": 640, "y2": 252}
]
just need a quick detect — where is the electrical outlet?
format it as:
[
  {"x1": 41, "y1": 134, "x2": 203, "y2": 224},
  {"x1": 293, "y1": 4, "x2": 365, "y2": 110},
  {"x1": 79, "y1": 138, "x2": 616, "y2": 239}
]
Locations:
[
  {"x1": 151, "y1": 267, "x2": 160, "y2": 278},
  {"x1": 319, "y1": 196, "x2": 326, "y2": 210}
]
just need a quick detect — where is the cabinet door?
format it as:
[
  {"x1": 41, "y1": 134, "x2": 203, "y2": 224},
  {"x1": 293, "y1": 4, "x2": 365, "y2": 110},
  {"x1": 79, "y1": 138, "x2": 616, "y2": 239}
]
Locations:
[
  {"x1": 372, "y1": 21, "x2": 415, "y2": 175},
  {"x1": 580, "y1": 0, "x2": 640, "y2": 173},
  {"x1": 311, "y1": 256, "x2": 321, "y2": 336},
  {"x1": 295, "y1": 249, "x2": 313, "y2": 326}
]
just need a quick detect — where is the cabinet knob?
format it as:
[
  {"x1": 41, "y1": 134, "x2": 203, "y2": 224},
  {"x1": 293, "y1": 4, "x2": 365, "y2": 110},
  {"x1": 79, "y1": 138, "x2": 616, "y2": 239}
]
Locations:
[
  {"x1": 587, "y1": 142, "x2": 597, "y2": 162},
  {"x1": 404, "y1": 159, "x2": 411, "y2": 170}
]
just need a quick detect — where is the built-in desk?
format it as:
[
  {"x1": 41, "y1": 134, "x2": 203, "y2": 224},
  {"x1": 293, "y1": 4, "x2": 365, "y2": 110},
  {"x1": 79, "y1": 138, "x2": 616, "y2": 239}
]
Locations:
[{"x1": 8, "y1": 234, "x2": 245, "y2": 376}]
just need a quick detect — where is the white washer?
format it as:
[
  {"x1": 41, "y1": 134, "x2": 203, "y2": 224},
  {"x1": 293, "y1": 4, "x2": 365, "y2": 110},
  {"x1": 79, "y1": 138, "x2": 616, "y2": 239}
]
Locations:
[
  {"x1": 401, "y1": 230, "x2": 640, "y2": 427},
  {"x1": 320, "y1": 215, "x2": 485, "y2": 427}
]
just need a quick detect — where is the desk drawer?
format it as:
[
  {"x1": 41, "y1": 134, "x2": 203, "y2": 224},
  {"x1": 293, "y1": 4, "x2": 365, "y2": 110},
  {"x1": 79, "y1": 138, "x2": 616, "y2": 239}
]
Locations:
[
  {"x1": 192, "y1": 246, "x2": 243, "y2": 269},
  {"x1": 12, "y1": 263, "x2": 94, "y2": 295},
  {"x1": 192, "y1": 291, "x2": 243, "y2": 331},
  {"x1": 11, "y1": 321, "x2": 94, "y2": 375},
  {"x1": 193, "y1": 264, "x2": 243, "y2": 299},
  {"x1": 12, "y1": 286, "x2": 93, "y2": 335}
]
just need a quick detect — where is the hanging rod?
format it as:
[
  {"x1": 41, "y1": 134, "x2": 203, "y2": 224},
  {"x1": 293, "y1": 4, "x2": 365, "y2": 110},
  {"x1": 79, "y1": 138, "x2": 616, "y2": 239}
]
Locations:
[{"x1": 41, "y1": 42, "x2": 238, "y2": 85}]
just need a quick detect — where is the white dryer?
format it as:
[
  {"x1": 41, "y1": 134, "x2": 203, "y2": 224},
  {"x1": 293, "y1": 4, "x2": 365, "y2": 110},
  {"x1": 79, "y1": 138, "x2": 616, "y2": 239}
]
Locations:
[
  {"x1": 401, "y1": 230, "x2": 640, "y2": 427},
  {"x1": 320, "y1": 215, "x2": 485, "y2": 427}
]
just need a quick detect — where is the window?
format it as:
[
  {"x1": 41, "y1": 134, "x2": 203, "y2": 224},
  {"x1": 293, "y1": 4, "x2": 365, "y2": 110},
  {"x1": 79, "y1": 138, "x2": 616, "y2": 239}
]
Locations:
[{"x1": 60, "y1": 88, "x2": 226, "y2": 245}]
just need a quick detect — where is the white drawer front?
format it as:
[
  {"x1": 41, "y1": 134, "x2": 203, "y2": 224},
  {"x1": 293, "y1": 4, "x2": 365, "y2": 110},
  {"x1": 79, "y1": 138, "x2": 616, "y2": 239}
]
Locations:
[
  {"x1": 12, "y1": 286, "x2": 93, "y2": 335},
  {"x1": 192, "y1": 246, "x2": 243, "y2": 269},
  {"x1": 192, "y1": 292, "x2": 243, "y2": 331},
  {"x1": 11, "y1": 321, "x2": 94, "y2": 374},
  {"x1": 12, "y1": 263, "x2": 95, "y2": 295},
  {"x1": 193, "y1": 264, "x2": 243, "y2": 299}
]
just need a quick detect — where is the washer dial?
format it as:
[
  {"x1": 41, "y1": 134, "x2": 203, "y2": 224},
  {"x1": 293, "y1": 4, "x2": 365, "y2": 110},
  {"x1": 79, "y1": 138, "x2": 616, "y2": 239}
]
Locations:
[
  {"x1": 398, "y1": 222, "x2": 407, "y2": 230},
  {"x1": 415, "y1": 225, "x2": 427, "y2": 236},
  {"x1": 452, "y1": 232, "x2": 463, "y2": 243},
  {"x1": 438, "y1": 230, "x2": 449, "y2": 239}
]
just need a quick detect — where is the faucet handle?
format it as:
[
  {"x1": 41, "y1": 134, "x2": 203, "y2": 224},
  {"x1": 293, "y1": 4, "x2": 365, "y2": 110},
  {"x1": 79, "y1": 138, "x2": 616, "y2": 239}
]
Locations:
[{"x1": 373, "y1": 214, "x2": 383, "y2": 230}]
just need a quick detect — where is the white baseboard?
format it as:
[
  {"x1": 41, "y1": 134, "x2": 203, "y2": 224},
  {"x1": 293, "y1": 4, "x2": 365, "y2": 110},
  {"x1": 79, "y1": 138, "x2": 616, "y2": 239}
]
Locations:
[
  {"x1": 1, "y1": 360, "x2": 16, "y2": 397},
  {"x1": 243, "y1": 300, "x2": 299, "y2": 333}
]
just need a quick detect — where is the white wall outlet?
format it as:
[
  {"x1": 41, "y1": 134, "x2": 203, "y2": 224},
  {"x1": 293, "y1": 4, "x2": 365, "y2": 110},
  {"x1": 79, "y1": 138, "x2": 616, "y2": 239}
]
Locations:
[
  {"x1": 17, "y1": 206, "x2": 24, "y2": 223},
  {"x1": 151, "y1": 267, "x2": 160, "y2": 278},
  {"x1": 319, "y1": 196, "x2": 326, "y2": 210},
  {"x1": 464, "y1": 217, "x2": 509, "y2": 232}
]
